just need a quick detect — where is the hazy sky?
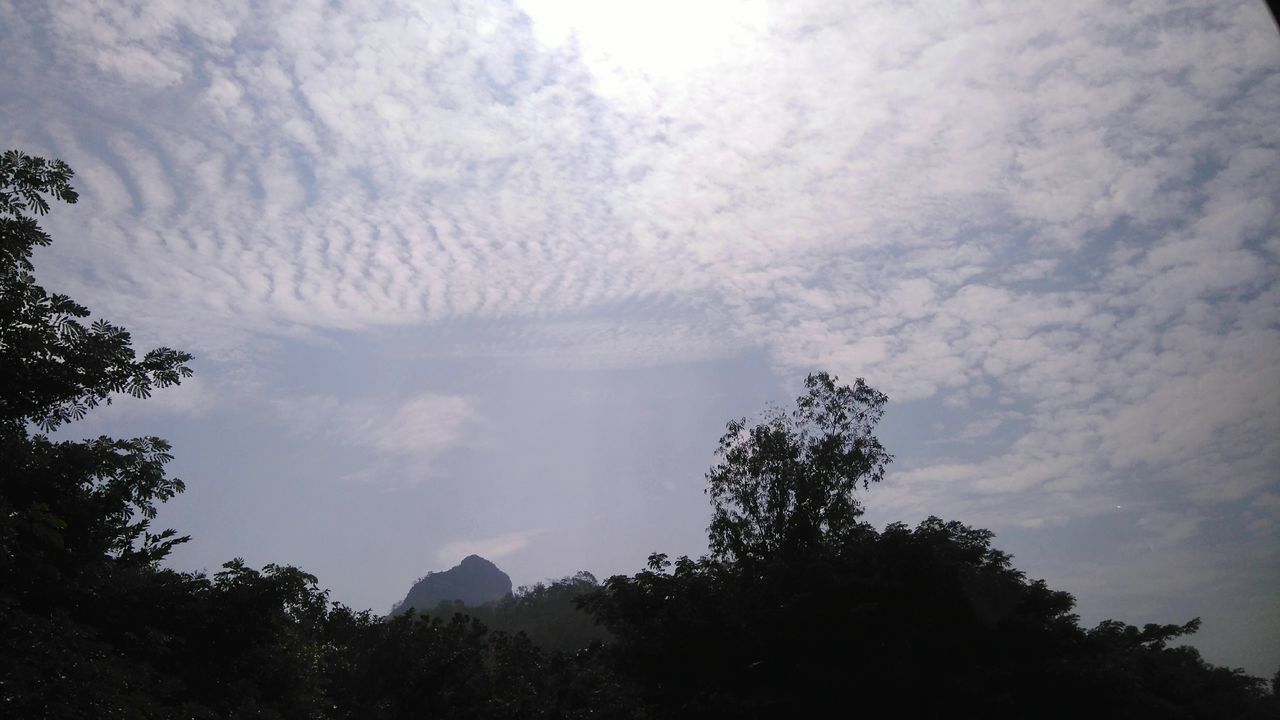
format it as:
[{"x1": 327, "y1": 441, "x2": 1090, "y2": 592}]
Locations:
[{"x1": 3, "y1": 0, "x2": 1277, "y2": 675}]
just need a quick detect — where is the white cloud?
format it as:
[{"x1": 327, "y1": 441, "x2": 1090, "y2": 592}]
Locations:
[
  {"x1": 10, "y1": 0, "x2": 1273, "y2": 493},
  {"x1": 279, "y1": 392, "x2": 478, "y2": 479},
  {"x1": 451, "y1": 316, "x2": 751, "y2": 370},
  {"x1": 435, "y1": 528, "x2": 545, "y2": 565}
]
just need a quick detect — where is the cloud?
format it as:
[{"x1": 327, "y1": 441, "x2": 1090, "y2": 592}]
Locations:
[
  {"x1": 434, "y1": 528, "x2": 545, "y2": 565},
  {"x1": 1137, "y1": 511, "x2": 1204, "y2": 549},
  {"x1": 6, "y1": 0, "x2": 1273, "y2": 518},
  {"x1": 278, "y1": 392, "x2": 478, "y2": 481},
  {"x1": 7, "y1": 0, "x2": 1273, "y2": 485},
  {"x1": 446, "y1": 315, "x2": 752, "y2": 370}
]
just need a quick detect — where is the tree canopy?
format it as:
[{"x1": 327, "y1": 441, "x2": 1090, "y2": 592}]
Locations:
[
  {"x1": 0, "y1": 151, "x2": 335, "y2": 718},
  {"x1": 706, "y1": 371, "x2": 891, "y2": 561},
  {"x1": 0, "y1": 149, "x2": 196, "y2": 592},
  {"x1": 0, "y1": 150, "x2": 193, "y2": 435},
  {"x1": 586, "y1": 374, "x2": 1274, "y2": 718}
]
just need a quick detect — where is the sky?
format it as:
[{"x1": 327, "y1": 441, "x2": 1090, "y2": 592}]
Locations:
[{"x1": 2, "y1": 0, "x2": 1277, "y2": 675}]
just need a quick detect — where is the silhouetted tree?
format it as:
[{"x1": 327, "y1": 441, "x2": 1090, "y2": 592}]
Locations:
[
  {"x1": 416, "y1": 571, "x2": 608, "y2": 652},
  {"x1": 706, "y1": 371, "x2": 891, "y2": 562},
  {"x1": 0, "y1": 151, "x2": 340, "y2": 719},
  {"x1": 581, "y1": 373, "x2": 1270, "y2": 719},
  {"x1": 319, "y1": 608, "x2": 638, "y2": 720},
  {"x1": 0, "y1": 150, "x2": 202, "y2": 717},
  {"x1": 0, "y1": 150, "x2": 193, "y2": 435}
]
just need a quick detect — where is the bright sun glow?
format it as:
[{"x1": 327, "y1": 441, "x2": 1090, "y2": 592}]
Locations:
[{"x1": 517, "y1": 0, "x2": 772, "y2": 85}]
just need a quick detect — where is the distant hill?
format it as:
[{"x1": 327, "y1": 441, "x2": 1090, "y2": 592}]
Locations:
[{"x1": 391, "y1": 555, "x2": 512, "y2": 615}]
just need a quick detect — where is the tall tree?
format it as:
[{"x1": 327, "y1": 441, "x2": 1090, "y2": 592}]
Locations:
[
  {"x1": 583, "y1": 373, "x2": 1272, "y2": 719},
  {"x1": 0, "y1": 150, "x2": 193, "y2": 435},
  {"x1": 705, "y1": 371, "x2": 891, "y2": 561},
  {"x1": 0, "y1": 149, "x2": 195, "y2": 581},
  {"x1": 0, "y1": 150, "x2": 205, "y2": 718}
]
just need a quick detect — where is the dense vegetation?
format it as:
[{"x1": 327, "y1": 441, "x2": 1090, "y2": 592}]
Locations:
[{"x1": 1, "y1": 150, "x2": 1276, "y2": 718}]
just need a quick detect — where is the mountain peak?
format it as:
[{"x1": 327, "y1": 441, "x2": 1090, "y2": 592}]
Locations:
[{"x1": 391, "y1": 555, "x2": 513, "y2": 615}]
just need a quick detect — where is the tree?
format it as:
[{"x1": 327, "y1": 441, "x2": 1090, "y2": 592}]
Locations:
[
  {"x1": 419, "y1": 571, "x2": 610, "y2": 652},
  {"x1": 0, "y1": 150, "x2": 205, "y2": 717},
  {"x1": 0, "y1": 149, "x2": 195, "y2": 577},
  {"x1": 705, "y1": 371, "x2": 892, "y2": 561},
  {"x1": 0, "y1": 150, "x2": 193, "y2": 434},
  {"x1": 583, "y1": 372, "x2": 1274, "y2": 719}
]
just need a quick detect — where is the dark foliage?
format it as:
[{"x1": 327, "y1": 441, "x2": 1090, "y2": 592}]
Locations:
[
  {"x1": 706, "y1": 372, "x2": 891, "y2": 562},
  {"x1": 0, "y1": 151, "x2": 338, "y2": 718},
  {"x1": 320, "y1": 609, "x2": 639, "y2": 720},
  {"x1": 583, "y1": 521, "x2": 1271, "y2": 719},
  {"x1": 0, "y1": 151, "x2": 192, "y2": 435},
  {"x1": 419, "y1": 571, "x2": 611, "y2": 653},
  {"x1": 583, "y1": 373, "x2": 1273, "y2": 719}
]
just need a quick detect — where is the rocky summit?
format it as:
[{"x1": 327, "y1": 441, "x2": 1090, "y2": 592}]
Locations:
[{"x1": 391, "y1": 555, "x2": 513, "y2": 615}]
